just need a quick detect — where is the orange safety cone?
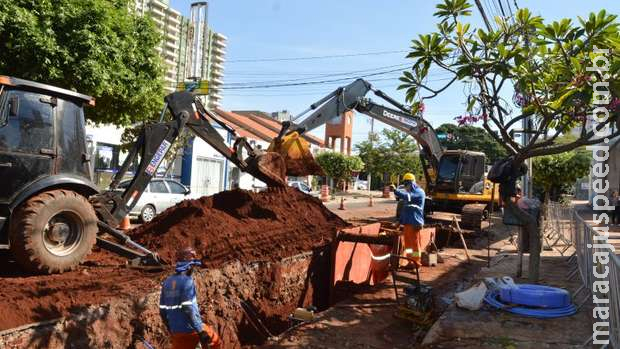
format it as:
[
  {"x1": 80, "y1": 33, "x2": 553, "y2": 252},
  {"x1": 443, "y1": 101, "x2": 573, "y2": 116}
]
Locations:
[
  {"x1": 338, "y1": 197, "x2": 346, "y2": 210},
  {"x1": 119, "y1": 215, "x2": 131, "y2": 230}
]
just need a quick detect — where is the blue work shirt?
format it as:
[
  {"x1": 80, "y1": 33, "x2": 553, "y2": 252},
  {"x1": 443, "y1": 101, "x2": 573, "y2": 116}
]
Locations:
[
  {"x1": 394, "y1": 184, "x2": 425, "y2": 227},
  {"x1": 159, "y1": 273, "x2": 204, "y2": 334}
]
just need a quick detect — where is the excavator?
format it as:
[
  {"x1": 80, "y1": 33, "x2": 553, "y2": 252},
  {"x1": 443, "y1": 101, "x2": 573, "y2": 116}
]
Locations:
[
  {"x1": 267, "y1": 78, "x2": 500, "y2": 228},
  {"x1": 0, "y1": 76, "x2": 290, "y2": 273}
]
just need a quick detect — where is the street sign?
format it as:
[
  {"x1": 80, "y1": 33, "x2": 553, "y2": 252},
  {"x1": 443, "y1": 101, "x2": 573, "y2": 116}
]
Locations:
[{"x1": 176, "y1": 80, "x2": 209, "y2": 94}]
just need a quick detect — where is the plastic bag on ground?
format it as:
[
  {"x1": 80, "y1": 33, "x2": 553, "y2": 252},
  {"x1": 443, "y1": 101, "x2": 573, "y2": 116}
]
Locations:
[{"x1": 455, "y1": 282, "x2": 488, "y2": 311}]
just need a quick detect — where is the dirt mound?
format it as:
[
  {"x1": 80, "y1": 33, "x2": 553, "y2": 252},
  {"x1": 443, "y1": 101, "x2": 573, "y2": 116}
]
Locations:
[{"x1": 131, "y1": 187, "x2": 347, "y2": 266}]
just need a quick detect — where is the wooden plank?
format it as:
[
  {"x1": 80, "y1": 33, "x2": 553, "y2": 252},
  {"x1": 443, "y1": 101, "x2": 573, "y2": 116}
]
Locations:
[{"x1": 452, "y1": 217, "x2": 471, "y2": 262}]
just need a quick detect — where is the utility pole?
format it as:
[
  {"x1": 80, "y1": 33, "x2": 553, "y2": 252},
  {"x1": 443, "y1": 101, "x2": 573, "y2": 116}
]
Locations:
[{"x1": 368, "y1": 118, "x2": 374, "y2": 206}]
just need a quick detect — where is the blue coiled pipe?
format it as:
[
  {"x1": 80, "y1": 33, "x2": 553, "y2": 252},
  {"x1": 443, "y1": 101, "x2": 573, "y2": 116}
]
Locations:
[
  {"x1": 499, "y1": 284, "x2": 571, "y2": 308},
  {"x1": 484, "y1": 289, "x2": 577, "y2": 318}
]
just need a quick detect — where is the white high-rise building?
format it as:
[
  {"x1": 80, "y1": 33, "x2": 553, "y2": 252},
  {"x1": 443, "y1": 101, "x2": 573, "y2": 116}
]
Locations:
[{"x1": 134, "y1": 0, "x2": 182, "y2": 93}]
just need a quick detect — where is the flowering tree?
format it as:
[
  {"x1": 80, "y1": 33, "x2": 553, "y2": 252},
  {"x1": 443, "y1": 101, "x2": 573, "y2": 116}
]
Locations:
[{"x1": 399, "y1": 0, "x2": 619, "y2": 280}]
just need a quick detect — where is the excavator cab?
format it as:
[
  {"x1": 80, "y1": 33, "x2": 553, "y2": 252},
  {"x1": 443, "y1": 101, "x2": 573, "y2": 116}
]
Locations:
[{"x1": 435, "y1": 151, "x2": 486, "y2": 194}]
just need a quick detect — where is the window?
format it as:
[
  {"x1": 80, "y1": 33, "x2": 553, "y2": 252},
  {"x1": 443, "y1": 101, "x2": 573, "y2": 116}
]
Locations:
[
  {"x1": 166, "y1": 181, "x2": 186, "y2": 194},
  {"x1": 0, "y1": 90, "x2": 53, "y2": 152},
  {"x1": 150, "y1": 180, "x2": 169, "y2": 193},
  {"x1": 299, "y1": 183, "x2": 311, "y2": 192},
  {"x1": 438, "y1": 156, "x2": 460, "y2": 181},
  {"x1": 95, "y1": 144, "x2": 115, "y2": 170}
]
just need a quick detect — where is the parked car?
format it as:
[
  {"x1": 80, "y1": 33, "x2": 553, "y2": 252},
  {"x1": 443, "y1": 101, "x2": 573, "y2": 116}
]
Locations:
[
  {"x1": 356, "y1": 180, "x2": 368, "y2": 190},
  {"x1": 288, "y1": 181, "x2": 313, "y2": 195},
  {"x1": 118, "y1": 179, "x2": 190, "y2": 222}
]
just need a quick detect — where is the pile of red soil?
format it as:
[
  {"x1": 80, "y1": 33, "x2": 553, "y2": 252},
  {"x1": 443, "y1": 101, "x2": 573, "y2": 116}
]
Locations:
[
  {"x1": 131, "y1": 187, "x2": 347, "y2": 266},
  {"x1": 0, "y1": 187, "x2": 344, "y2": 336}
]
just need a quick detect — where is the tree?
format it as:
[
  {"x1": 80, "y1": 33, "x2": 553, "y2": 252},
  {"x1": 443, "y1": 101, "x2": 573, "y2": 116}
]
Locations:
[
  {"x1": 355, "y1": 129, "x2": 423, "y2": 188},
  {"x1": 437, "y1": 123, "x2": 507, "y2": 163},
  {"x1": 533, "y1": 150, "x2": 591, "y2": 202},
  {"x1": 0, "y1": 0, "x2": 165, "y2": 125},
  {"x1": 315, "y1": 152, "x2": 364, "y2": 191},
  {"x1": 399, "y1": 0, "x2": 619, "y2": 280}
]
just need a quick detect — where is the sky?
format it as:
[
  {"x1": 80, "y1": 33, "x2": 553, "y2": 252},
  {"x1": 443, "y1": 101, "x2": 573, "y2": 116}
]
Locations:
[{"x1": 170, "y1": 0, "x2": 619, "y2": 148}]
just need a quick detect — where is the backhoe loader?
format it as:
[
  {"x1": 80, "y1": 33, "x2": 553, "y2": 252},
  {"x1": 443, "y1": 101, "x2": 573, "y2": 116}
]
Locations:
[{"x1": 0, "y1": 76, "x2": 288, "y2": 273}]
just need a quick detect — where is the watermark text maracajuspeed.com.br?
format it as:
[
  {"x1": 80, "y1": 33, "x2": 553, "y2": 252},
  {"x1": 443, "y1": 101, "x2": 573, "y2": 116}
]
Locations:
[{"x1": 587, "y1": 46, "x2": 615, "y2": 346}]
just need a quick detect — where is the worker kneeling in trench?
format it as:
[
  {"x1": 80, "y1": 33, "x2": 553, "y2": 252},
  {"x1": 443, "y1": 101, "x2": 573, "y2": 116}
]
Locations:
[
  {"x1": 392, "y1": 173, "x2": 426, "y2": 268},
  {"x1": 159, "y1": 247, "x2": 221, "y2": 349}
]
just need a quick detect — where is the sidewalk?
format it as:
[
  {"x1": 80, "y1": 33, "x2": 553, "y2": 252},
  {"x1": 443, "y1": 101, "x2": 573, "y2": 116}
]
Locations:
[{"x1": 421, "y1": 241, "x2": 592, "y2": 348}]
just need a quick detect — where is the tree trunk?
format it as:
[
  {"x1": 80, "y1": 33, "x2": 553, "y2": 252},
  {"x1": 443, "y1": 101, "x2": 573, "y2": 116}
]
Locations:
[{"x1": 503, "y1": 195, "x2": 541, "y2": 281}]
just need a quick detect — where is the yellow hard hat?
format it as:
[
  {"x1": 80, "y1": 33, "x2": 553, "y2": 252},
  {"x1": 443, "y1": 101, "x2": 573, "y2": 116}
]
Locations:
[{"x1": 403, "y1": 173, "x2": 415, "y2": 181}]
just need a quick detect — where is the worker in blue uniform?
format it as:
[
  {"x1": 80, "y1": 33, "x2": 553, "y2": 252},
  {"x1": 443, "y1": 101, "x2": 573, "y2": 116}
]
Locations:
[
  {"x1": 392, "y1": 173, "x2": 425, "y2": 267},
  {"x1": 159, "y1": 247, "x2": 220, "y2": 349}
]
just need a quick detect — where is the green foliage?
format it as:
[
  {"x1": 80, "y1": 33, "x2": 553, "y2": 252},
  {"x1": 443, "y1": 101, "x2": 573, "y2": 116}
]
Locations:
[
  {"x1": 315, "y1": 152, "x2": 364, "y2": 188},
  {"x1": 533, "y1": 150, "x2": 591, "y2": 201},
  {"x1": 0, "y1": 0, "x2": 165, "y2": 125},
  {"x1": 355, "y1": 129, "x2": 423, "y2": 186},
  {"x1": 437, "y1": 123, "x2": 507, "y2": 163},
  {"x1": 400, "y1": 1, "x2": 620, "y2": 159}
]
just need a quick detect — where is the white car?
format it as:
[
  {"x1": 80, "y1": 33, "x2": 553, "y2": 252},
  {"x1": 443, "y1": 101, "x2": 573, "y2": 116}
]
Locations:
[
  {"x1": 289, "y1": 181, "x2": 313, "y2": 195},
  {"x1": 118, "y1": 179, "x2": 190, "y2": 222},
  {"x1": 356, "y1": 180, "x2": 368, "y2": 190}
]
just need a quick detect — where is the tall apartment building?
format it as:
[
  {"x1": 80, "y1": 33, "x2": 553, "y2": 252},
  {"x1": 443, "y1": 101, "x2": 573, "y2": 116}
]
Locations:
[
  {"x1": 133, "y1": 1, "x2": 226, "y2": 104},
  {"x1": 134, "y1": 0, "x2": 182, "y2": 93}
]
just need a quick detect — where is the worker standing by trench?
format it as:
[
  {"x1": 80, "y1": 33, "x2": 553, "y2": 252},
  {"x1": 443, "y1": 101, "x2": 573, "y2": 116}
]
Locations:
[
  {"x1": 159, "y1": 247, "x2": 221, "y2": 349},
  {"x1": 392, "y1": 173, "x2": 426, "y2": 268}
]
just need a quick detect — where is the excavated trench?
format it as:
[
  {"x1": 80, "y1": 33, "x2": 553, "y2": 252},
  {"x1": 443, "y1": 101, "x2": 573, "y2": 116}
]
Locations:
[{"x1": 0, "y1": 188, "x2": 347, "y2": 348}]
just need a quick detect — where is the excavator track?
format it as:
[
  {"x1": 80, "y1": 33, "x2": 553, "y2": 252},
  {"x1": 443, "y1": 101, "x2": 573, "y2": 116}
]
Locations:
[{"x1": 460, "y1": 203, "x2": 488, "y2": 231}]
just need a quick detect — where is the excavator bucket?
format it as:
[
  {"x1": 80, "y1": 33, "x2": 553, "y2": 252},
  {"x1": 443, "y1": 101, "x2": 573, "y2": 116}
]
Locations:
[
  {"x1": 267, "y1": 131, "x2": 324, "y2": 177},
  {"x1": 245, "y1": 152, "x2": 288, "y2": 187}
]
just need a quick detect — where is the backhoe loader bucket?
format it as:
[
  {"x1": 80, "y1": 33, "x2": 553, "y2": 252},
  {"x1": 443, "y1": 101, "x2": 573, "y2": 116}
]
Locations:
[{"x1": 267, "y1": 131, "x2": 324, "y2": 177}]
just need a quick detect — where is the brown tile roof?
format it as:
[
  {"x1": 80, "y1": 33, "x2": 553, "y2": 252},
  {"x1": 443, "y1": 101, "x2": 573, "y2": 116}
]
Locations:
[
  {"x1": 213, "y1": 109, "x2": 277, "y2": 142},
  {"x1": 233, "y1": 110, "x2": 325, "y2": 147},
  {"x1": 208, "y1": 109, "x2": 261, "y2": 140}
]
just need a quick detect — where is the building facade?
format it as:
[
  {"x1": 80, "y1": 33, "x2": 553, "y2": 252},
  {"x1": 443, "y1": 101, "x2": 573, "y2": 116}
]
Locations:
[
  {"x1": 325, "y1": 110, "x2": 353, "y2": 155},
  {"x1": 134, "y1": 0, "x2": 183, "y2": 93},
  {"x1": 133, "y1": 0, "x2": 226, "y2": 99}
]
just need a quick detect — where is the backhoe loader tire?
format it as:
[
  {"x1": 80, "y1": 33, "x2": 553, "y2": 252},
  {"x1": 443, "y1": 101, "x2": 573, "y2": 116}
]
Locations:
[{"x1": 9, "y1": 190, "x2": 98, "y2": 274}]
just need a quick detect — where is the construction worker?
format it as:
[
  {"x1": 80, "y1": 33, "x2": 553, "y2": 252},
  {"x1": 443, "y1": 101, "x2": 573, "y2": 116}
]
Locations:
[
  {"x1": 159, "y1": 247, "x2": 221, "y2": 349},
  {"x1": 391, "y1": 173, "x2": 425, "y2": 268}
]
